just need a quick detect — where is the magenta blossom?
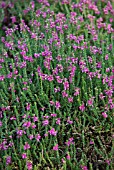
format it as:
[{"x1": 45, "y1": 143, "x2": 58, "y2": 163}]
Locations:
[
  {"x1": 53, "y1": 144, "x2": 58, "y2": 151},
  {"x1": 55, "y1": 101, "x2": 61, "y2": 110},
  {"x1": 24, "y1": 142, "x2": 30, "y2": 150},
  {"x1": 51, "y1": 113, "x2": 57, "y2": 117},
  {"x1": 105, "y1": 160, "x2": 110, "y2": 165},
  {"x1": 79, "y1": 103, "x2": 85, "y2": 112},
  {"x1": 28, "y1": 135, "x2": 34, "y2": 140},
  {"x1": 22, "y1": 153, "x2": 27, "y2": 159},
  {"x1": 33, "y1": 116, "x2": 38, "y2": 122},
  {"x1": 81, "y1": 165, "x2": 88, "y2": 170},
  {"x1": 42, "y1": 119, "x2": 49, "y2": 126},
  {"x1": 62, "y1": 91, "x2": 68, "y2": 97},
  {"x1": 66, "y1": 154, "x2": 70, "y2": 160},
  {"x1": 74, "y1": 87, "x2": 80, "y2": 96},
  {"x1": 23, "y1": 121, "x2": 31, "y2": 128},
  {"x1": 35, "y1": 134, "x2": 41, "y2": 142},
  {"x1": 48, "y1": 128, "x2": 57, "y2": 136},
  {"x1": 26, "y1": 103, "x2": 31, "y2": 111},
  {"x1": 102, "y1": 112, "x2": 108, "y2": 118},
  {"x1": 65, "y1": 137, "x2": 74, "y2": 146},
  {"x1": 56, "y1": 118, "x2": 61, "y2": 125},
  {"x1": 6, "y1": 156, "x2": 12, "y2": 165},
  {"x1": 11, "y1": 16, "x2": 16, "y2": 23},
  {"x1": 90, "y1": 140, "x2": 94, "y2": 144},
  {"x1": 87, "y1": 97, "x2": 95, "y2": 106},
  {"x1": 26, "y1": 161, "x2": 32, "y2": 170},
  {"x1": 0, "y1": 121, "x2": 2, "y2": 127},
  {"x1": 63, "y1": 81, "x2": 69, "y2": 90},
  {"x1": 68, "y1": 97, "x2": 73, "y2": 103}
]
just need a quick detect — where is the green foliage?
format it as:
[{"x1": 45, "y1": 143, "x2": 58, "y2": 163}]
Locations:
[{"x1": 0, "y1": 0, "x2": 114, "y2": 169}]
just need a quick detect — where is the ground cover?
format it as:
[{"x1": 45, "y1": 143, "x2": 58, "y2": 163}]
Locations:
[{"x1": 0, "y1": 0, "x2": 114, "y2": 169}]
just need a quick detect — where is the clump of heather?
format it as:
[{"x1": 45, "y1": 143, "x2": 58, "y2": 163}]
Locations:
[{"x1": 0, "y1": 0, "x2": 114, "y2": 169}]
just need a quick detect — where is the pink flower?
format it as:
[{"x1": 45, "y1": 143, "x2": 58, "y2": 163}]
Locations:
[
  {"x1": 81, "y1": 166, "x2": 88, "y2": 170},
  {"x1": 33, "y1": 116, "x2": 38, "y2": 122},
  {"x1": 79, "y1": 103, "x2": 85, "y2": 112},
  {"x1": 30, "y1": 1, "x2": 35, "y2": 9},
  {"x1": 48, "y1": 75, "x2": 54, "y2": 82},
  {"x1": 23, "y1": 121, "x2": 31, "y2": 128},
  {"x1": 23, "y1": 81, "x2": 27, "y2": 85},
  {"x1": 67, "y1": 117, "x2": 73, "y2": 124},
  {"x1": 65, "y1": 137, "x2": 74, "y2": 146},
  {"x1": 51, "y1": 113, "x2": 57, "y2": 117},
  {"x1": 68, "y1": 97, "x2": 73, "y2": 103},
  {"x1": 28, "y1": 135, "x2": 34, "y2": 140},
  {"x1": 41, "y1": 107, "x2": 45, "y2": 111},
  {"x1": 56, "y1": 76, "x2": 63, "y2": 83},
  {"x1": 106, "y1": 68, "x2": 110, "y2": 72},
  {"x1": 56, "y1": 55, "x2": 62, "y2": 61},
  {"x1": 105, "y1": 89, "x2": 113, "y2": 97},
  {"x1": 87, "y1": 97, "x2": 94, "y2": 106},
  {"x1": 22, "y1": 153, "x2": 27, "y2": 159},
  {"x1": 90, "y1": 140, "x2": 94, "y2": 144},
  {"x1": 49, "y1": 128, "x2": 57, "y2": 136},
  {"x1": 62, "y1": 91, "x2": 68, "y2": 97},
  {"x1": 26, "y1": 161, "x2": 32, "y2": 170},
  {"x1": 34, "y1": 53, "x2": 40, "y2": 58},
  {"x1": 6, "y1": 156, "x2": 11, "y2": 165},
  {"x1": 1, "y1": 2, "x2": 6, "y2": 8},
  {"x1": 44, "y1": 133, "x2": 48, "y2": 137},
  {"x1": 54, "y1": 87, "x2": 60, "y2": 93},
  {"x1": 105, "y1": 160, "x2": 110, "y2": 165},
  {"x1": 61, "y1": 158, "x2": 66, "y2": 163},
  {"x1": 56, "y1": 118, "x2": 61, "y2": 125},
  {"x1": 109, "y1": 18, "x2": 113, "y2": 22},
  {"x1": 50, "y1": 101, "x2": 55, "y2": 106},
  {"x1": 0, "y1": 75, "x2": 5, "y2": 81},
  {"x1": 102, "y1": 112, "x2": 108, "y2": 118},
  {"x1": 0, "y1": 121, "x2": 2, "y2": 127},
  {"x1": 17, "y1": 129, "x2": 24, "y2": 137},
  {"x1": 26, "y1": 103, "x2": 30, "y2": 111},
  {"x1": 99, "y1": 93, "x2": 105, "y2": 100},
  {"x1": 66, "y1": 154, "x2": 70, "y2": 160},
  {"x1": 42, "y1": 119, "x2": 49, "y2": 126},
  {"x1": 35, "y1": 134, "x2": 41, "y2": 141},
  {"x1": 11, "y1": 16, "x2": 16, "y2": 23},
  {"x1": 74, "y1": 87, "x2": 80, "y2": 96},
  {"x1": 24, "y1": 142, "x2": 30, "y2": 150},
  {"x1": 53, "y1": 144, "x2": 58, "y2": 151},
  {"x1": 63, "y1": 81, "x2": 69, "y2": 90},
  {"x1": 55, "y1": 101, "x2": 61, "y2": 110}
]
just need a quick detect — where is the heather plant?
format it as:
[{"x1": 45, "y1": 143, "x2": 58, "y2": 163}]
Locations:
[{"x1": 0, "y1": 0, "x2": 114, "y2": 170}]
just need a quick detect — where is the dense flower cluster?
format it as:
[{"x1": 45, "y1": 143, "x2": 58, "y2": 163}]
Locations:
[{"x1": 0, "y1": 0, "x2": 113, "y2": 169}]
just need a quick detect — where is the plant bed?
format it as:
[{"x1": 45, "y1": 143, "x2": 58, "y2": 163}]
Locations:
[{"x1": 0, "y1": 0, "x2": 114, "y2": 169}]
